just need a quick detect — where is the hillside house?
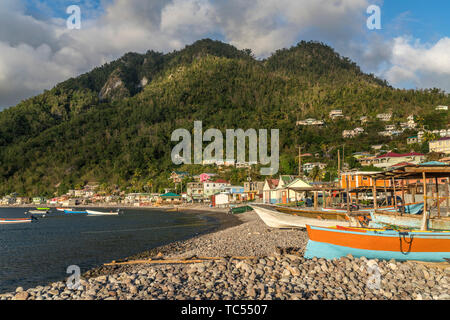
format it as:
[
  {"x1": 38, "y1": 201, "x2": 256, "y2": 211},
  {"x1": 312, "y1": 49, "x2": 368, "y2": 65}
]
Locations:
[
  {"x1": 376, "y1": 113, "x2": 392, "y2": 121},
  {"x1": 170, "y1": 171, "x2": 189, "y2": 183},
  {"x1": 303, "y1": 162, "x2": 327, "y2": 173},
  {"x1": 429, "y1": 137, "x2": 450, "y2": 154},
  {"x1": 296, "y1": 118, "x2": 324, "y2": 126},
  {"x1": 369, "y1": 152, "x2": 425, "y2": 168},
  {"x1": 329, "y1": 110, "x2": 343, "y2": 119},
  {"x1": 407, "y1": 136, "x2": 419, "y2": 144}
]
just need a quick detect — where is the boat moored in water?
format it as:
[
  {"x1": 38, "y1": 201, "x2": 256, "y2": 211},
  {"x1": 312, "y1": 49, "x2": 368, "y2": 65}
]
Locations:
[
  {"x1": 86, "y1": 209, "x2": 120, "y2": 216},
  {"x1": 0, "y1": 217, "x2": 34, "y2": 224},
  {"x1": 63, "y1": 209, "x2": 87, "y2": 214}
]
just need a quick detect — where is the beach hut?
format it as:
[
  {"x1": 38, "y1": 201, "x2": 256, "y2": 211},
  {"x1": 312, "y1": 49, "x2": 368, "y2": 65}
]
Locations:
[{"x1": 159, "y1": 192, "x2": 182, "y2": 203}]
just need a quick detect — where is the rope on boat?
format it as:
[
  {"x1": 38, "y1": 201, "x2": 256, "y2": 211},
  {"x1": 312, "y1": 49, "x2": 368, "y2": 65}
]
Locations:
[{"x1": 399, "y1": 232, "x2": 414, "y2": 255}]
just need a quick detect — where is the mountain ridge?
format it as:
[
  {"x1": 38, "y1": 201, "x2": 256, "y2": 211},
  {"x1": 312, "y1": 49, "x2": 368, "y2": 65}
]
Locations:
[{"x1": 0, "y1": 38, "x2": 448, "y2": 196}]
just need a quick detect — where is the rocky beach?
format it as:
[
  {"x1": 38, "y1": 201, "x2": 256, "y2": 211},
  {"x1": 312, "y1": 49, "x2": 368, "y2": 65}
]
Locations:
[{"x1": 1, "y1": 209, "x2": 449, "y2": 301}]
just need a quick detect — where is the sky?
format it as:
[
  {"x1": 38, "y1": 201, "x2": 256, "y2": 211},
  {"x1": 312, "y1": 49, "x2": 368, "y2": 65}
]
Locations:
[{"x1": 0, "y1": 0, "x2": 449, "y2": 109}]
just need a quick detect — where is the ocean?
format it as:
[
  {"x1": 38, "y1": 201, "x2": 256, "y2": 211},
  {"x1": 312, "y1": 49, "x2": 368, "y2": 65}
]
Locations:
[{"x1": 0, "y1": 207, "x2": 219, "y2": 293}]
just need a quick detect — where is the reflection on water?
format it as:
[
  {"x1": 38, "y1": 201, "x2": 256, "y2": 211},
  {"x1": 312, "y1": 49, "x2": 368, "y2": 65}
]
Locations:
[{"x1": 0, "y1": 207, "x2": 218, "y2": 293}]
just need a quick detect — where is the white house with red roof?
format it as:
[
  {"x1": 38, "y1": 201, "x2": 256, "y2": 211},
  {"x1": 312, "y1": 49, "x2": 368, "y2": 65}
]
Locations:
[
  {"x1": 370, "y1": 152, "x2": 426, "y2": 168},
  {"x1": 263, "y1": 179, "x2": 279, "y2": 204}
]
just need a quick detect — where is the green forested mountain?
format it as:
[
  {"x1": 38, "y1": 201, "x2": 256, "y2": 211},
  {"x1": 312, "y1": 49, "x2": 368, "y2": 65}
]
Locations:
[{"x1": 0, "y1": 39, "x2": 449, "y2": 196}]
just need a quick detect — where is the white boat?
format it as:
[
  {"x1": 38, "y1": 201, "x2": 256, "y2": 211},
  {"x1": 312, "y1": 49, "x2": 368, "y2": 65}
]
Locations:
[
  {"x1": 86, "y1": 209, "x2": 120, "y2": 216},
  {"x1": 0, "y1": 218, "x2": 33, "y2": 224},
  {"x1": 56, "y1": 207, "x2": 70, "y2": 211},
  {"x1": 251, "y1": 205, "x2": 357, "y2": 229},
  {"x1": 27, "y1": 210, "x2": 48, "y2": 215}
]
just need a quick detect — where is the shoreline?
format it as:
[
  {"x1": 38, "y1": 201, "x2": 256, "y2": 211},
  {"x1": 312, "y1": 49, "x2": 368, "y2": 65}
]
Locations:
[
  {"x1": 1, "y1": 208, "x2": 449, "y2": 300},
  {"x1": 82, "y1": 206, "x2": 244, "y2": 279}
]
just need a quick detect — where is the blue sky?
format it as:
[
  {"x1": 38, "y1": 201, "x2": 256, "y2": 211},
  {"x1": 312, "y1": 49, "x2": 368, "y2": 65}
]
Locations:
[
  {"x1": 22, "y1": 0, "x2": 450, "y2": 43},
  {"x1": 0, "y1": 0, "x2": 449, "y2": 109},
  {"x1": 380, "y1": 0, "x2": 450, "y2": 41}
]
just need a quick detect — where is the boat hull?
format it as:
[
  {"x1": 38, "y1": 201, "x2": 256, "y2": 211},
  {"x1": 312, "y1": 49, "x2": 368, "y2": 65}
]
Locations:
[
  {"x1": 86, "y1": 210, "x2": 119, "y2": 216},
  {"x1": 28, "y1": 210, "x2": 48, "y2": 215},
  {"x1": 305, "y1": 225, "x2": 450, "y2": 262},
  {"x1": 0, "y1": 218, "x2": 32, "y2": 224},
  {"x1": 251, "y1": 205, "x2": 354, "y2": 229},
  {"x1": 64, "y1": 210, "x2": 87, "y2": 214}
]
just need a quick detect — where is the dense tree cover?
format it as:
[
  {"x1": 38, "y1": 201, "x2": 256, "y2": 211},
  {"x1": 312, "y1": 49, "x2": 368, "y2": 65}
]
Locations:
[{"x1": 0, "y1": 39, "x2": 449, "y2": 196}]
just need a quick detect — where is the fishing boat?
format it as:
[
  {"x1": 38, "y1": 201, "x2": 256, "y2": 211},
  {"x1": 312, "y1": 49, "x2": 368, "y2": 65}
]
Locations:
[
  {"x1": 251, "y1": 205, "x2": 359, "y2": 229},
  {"x1": 0, "y1": 217, "x2": 34, "y2": 224},
  {"x1": 369, "y1": 210, "x2": 450, "y2": 231},
  {"x1": 27, "y1": 210, "x2": 48, "y2": 215},
  {"x1": 322, "y1": 202, "x2": 423, "y2": 214},
  {"x1": 36, "y1": 207, "x2": 50, "y2": 211},
  {"x1": 56, "y1": 207, "x2": 68, "y2": 211},
  {"x1": 304, "y1": 224, "x2": 450, "y2": 262},
  {"x1": 86, "y1": 209, "x2": 120, "y2": 216},
  {"x1": 64, "y1": 210, "x2": 87, "y2": 214}
]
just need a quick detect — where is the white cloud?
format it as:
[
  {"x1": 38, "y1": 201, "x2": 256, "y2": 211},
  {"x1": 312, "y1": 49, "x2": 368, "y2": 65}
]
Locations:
[{"x1": 384, "y1": 37, "x2": 450, "y2": 90}]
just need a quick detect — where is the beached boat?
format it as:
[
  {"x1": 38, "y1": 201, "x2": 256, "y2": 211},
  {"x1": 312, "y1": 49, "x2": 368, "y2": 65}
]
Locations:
[
  {"x1": 86, "y1": 209, "x2": 120, "y2": 216},
  {"x1": 304, "y1": 224, "x2": 450, "y2": 262},
  {"x1": 0, "y1": 218, "x2": 33, "y2": 224},
  {"x1": 274, "y1": 205, "x2": 362, "y2": 221},
  {"x1": 321, "y1": 202, "x2": 423, "y2": 215},
  {"x1": 56, "y1": 207, "x2": 68, "y2": 211},
  {"x1": 251, "y1": 205, "x2": 358, "y2": 229},
  {"x1": 369, "y1": 210, "x2": 450, "y2": 231}
]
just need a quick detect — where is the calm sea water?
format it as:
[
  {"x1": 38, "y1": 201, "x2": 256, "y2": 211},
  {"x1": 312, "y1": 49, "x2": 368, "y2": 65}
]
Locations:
[{"x1": 0, "y1": 207, "x2": 219, "y2": 293}]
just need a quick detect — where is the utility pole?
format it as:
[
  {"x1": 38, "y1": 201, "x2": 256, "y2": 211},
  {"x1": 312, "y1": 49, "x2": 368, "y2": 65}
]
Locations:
[
  {"x1": 298, "y1": 146, "x2": 303, "y2": 177},
  {"x1": 337, "y1": 149, "x2": 341, "y2": 177}
]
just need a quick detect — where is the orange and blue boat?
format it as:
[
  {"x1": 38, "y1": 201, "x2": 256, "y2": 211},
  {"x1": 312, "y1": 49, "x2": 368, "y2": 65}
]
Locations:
[
  {"x1": 304, "y1": 225, "x2": 450, "y2": 262},
  {"x1": 0, "y1": 217, "x2": 34, "y2": 224}
]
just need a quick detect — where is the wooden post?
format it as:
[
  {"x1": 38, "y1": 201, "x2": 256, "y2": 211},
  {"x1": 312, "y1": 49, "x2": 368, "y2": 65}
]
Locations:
[
  {"x1": 401, "y1": 179, "x2": 405, "y2": 215},
  {"x1": 345, "y1": 174, "x2": 350, "y2": 213},
  {"x1": 373, "y1": 179, "x2": 378, "y2": 211},
  {"x1": 298, "y1": 146, "x2": 303, "y2": 177},
  {"x1": 314, "y1": 191, "x2": 318, "y2": 210},
  {"x1": 445, "y1": 179, "x2": 449, "y2": 210},
  {"x1": 422, "y1": 172, "x2": 428, "y2": 231},
  {"x1": 337, "y1": 150, "x2": 341, "y2": 177},
  {"x1": 392, "y1": 178, "x2": 397, "y2": 212},
  {"x1": 412, "y1": 181, "x2": 417, "y2": 203},
  {"x1": 323, "y1": 187, "x2": 327, "y2": 209},
  {"x1": 435, "y1": 177, "x2": 440, "y2": 218}
]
